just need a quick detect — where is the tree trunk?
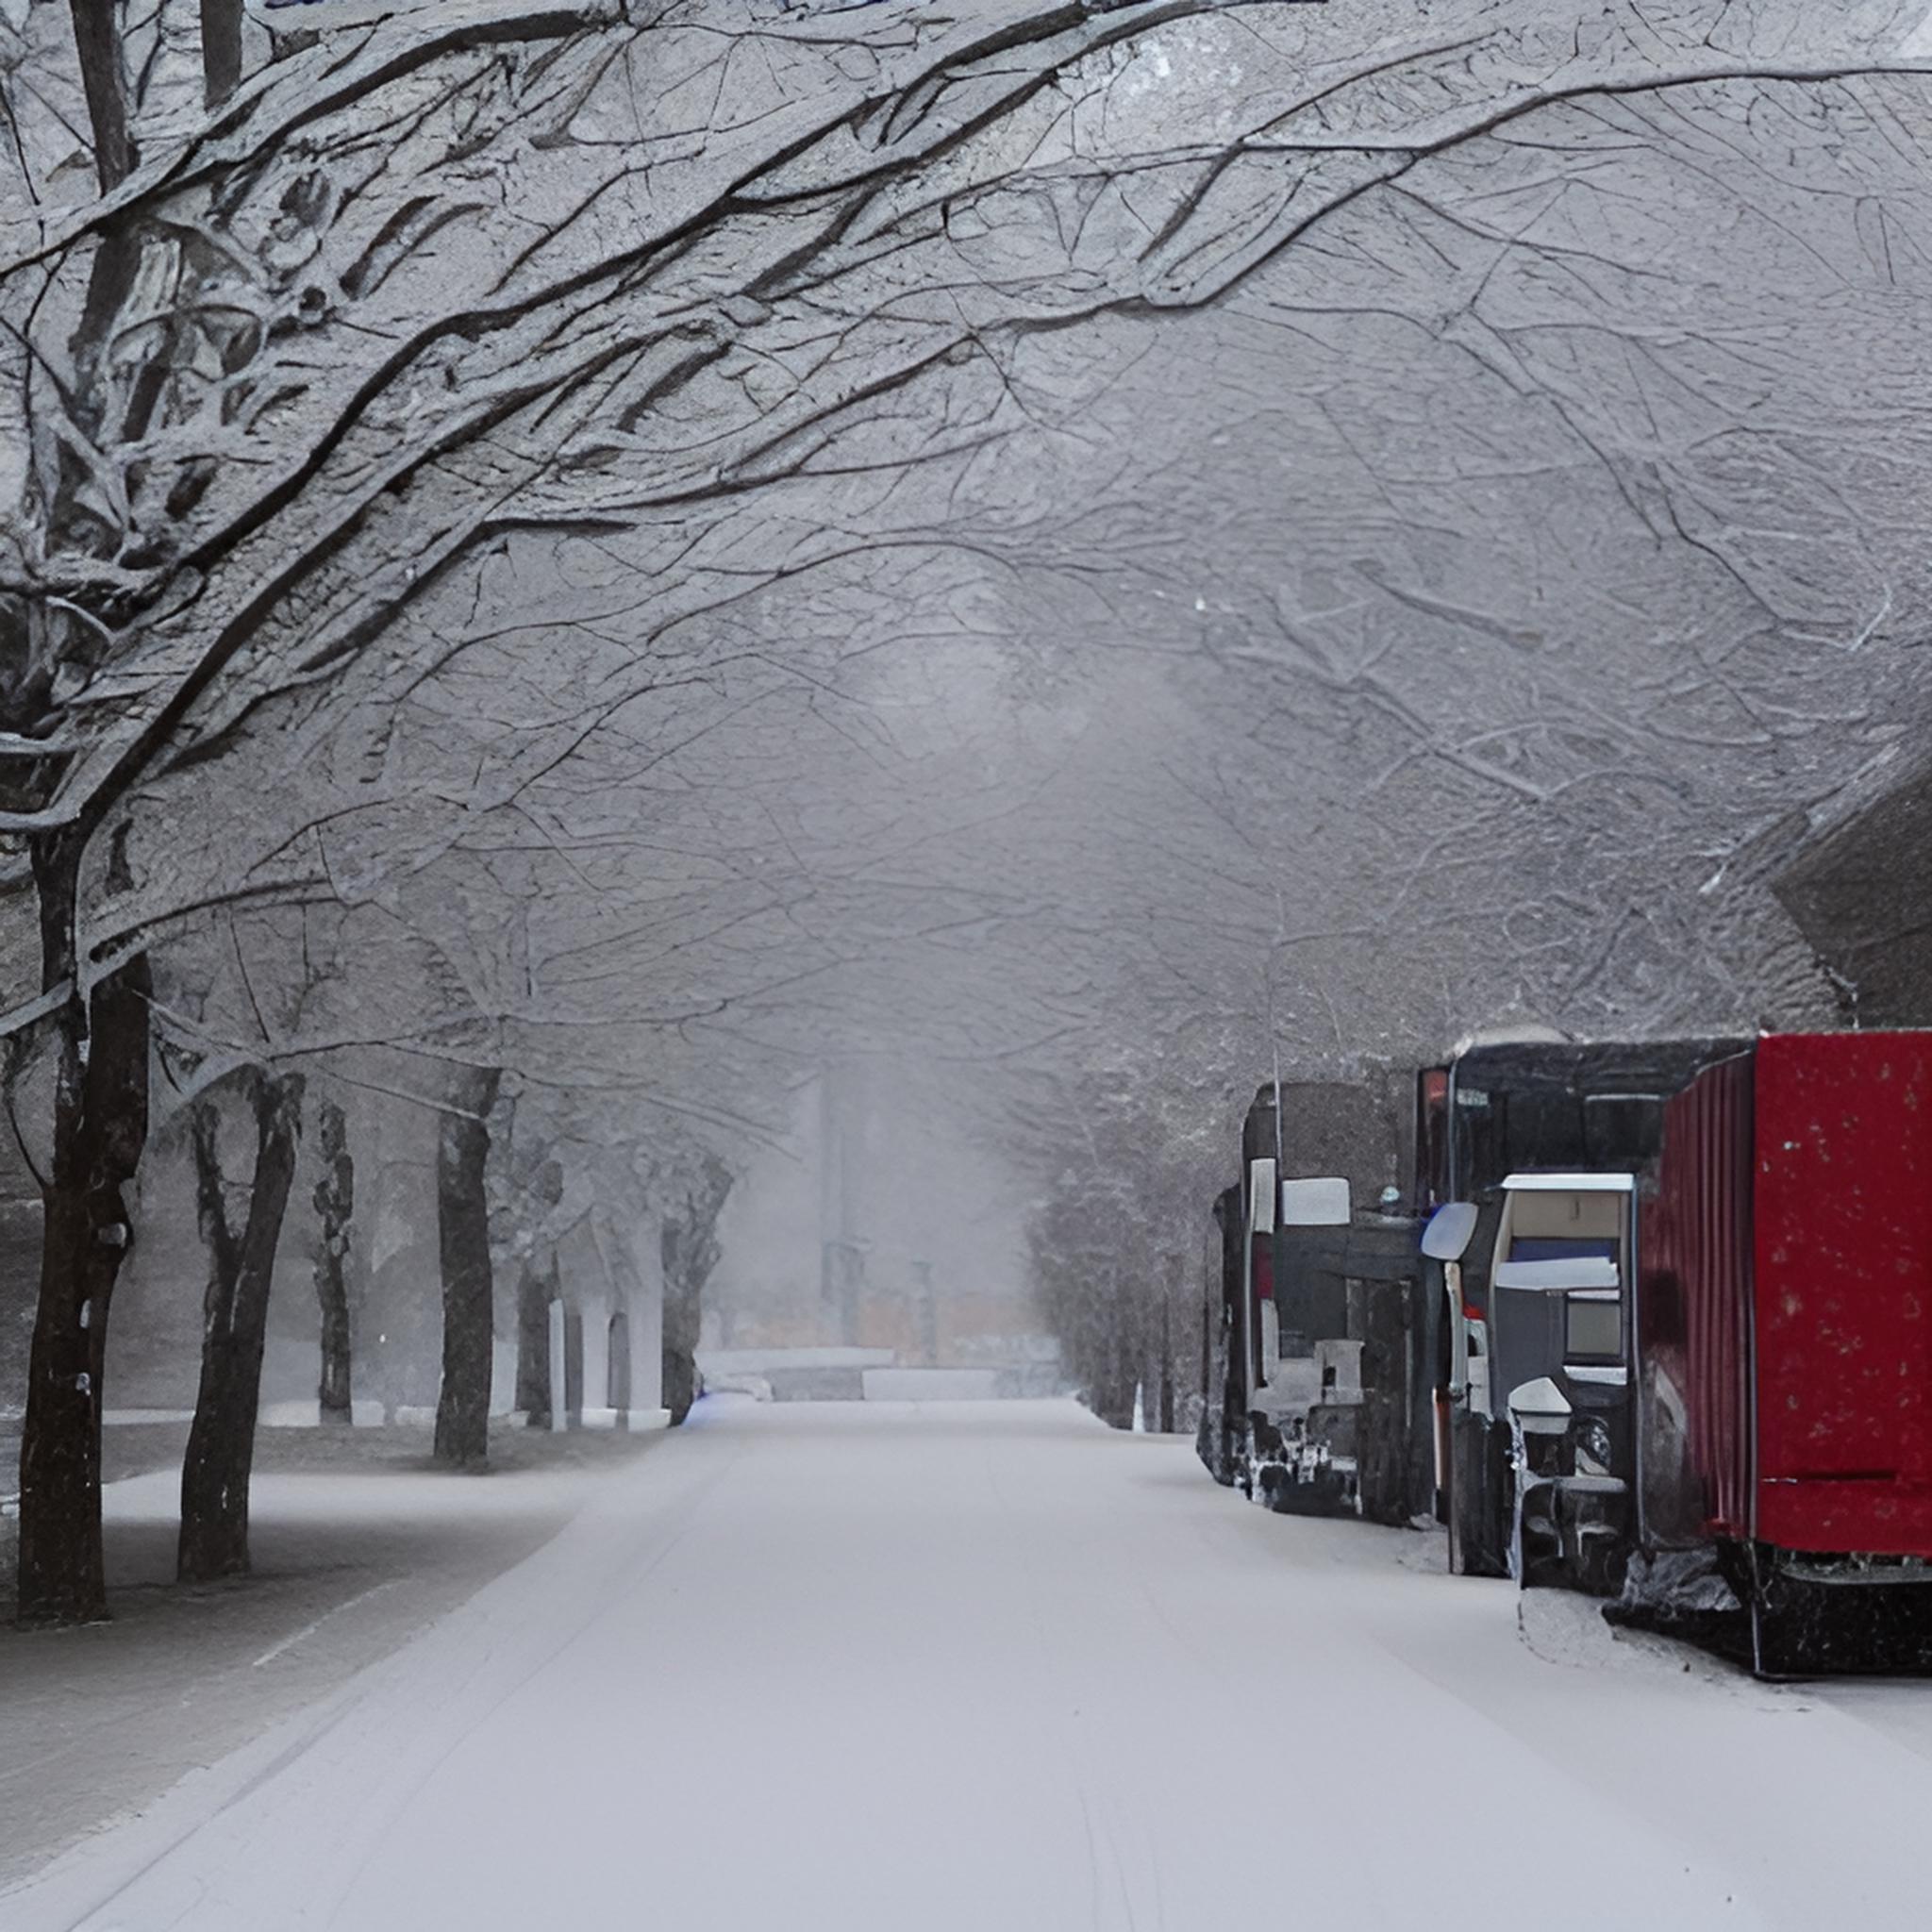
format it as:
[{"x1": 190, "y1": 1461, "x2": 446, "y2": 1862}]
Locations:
[
  {"x1": 660, "y1": 1222, "x2": 700, "y2": 1426},
  {"x1": 561, "y1": 1303, "x2": 584, "y2": 1425},
  {"x1": 606, "y1": 1309, "x2": 630, "y2": 1413},
  {"x1": 1095, "y1": 1314, "x2": 1135, "y2": 1431},
  {"x1": 311, "y1": 1098, "x2": 354, "y2": 1425},
  {"x1": 198, "y1": 0, "x2": 242, "y2": 107},
  {"x1": 13, "y1": 922, "x2": 151, "y2": 1626},
  {"x1": 515, "y1": 1254, "x2": 553, "y2": 1426},
  {"x1": 434, "y1": 1067, "x2": 500, "y2": 1470},
  {"x1": 661, "y1": 1156, "x2": 731, "y2": 1427},
  {"x1": 178, "y1": 1071, "x2": 306, "y2": 1583},
  {"x1": 1158, "y1": 1291, "x2": 1176, "y2": 1436},
  {"x1": 68, "y1": 0, "x2": 137, "y2": 191}
]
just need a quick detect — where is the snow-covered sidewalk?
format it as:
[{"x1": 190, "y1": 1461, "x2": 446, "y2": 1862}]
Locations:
[
  {"x1": 8, "y1": 1396, "x2": 1932, "y2": 1930},
  {"x1": 0, "y1": 1426, "x2": 658, "y2": 1892}
]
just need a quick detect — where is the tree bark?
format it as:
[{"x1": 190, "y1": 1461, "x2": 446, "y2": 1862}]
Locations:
[
  {"x1": 68, "y1": 0, "x2": 136, "y2": 192},
  {"x1": 311, "y1": 1097, "x2": 354, "y2": 1425},
  {"x1": 178, "y1": 1071, "x2": 306, "y2": 1583},
  {"x1": 661, "y1": 1156, "x2": 731, "y2": 1427},
  {"x1": 660, "y1": 1224, "x2": 700, "y2": 1425},
  {"x1": 199, "y1": 0, "x2": 243, "y2": 108},
  {"x1": 13, "y1": 880, "x2": 151, "y2": 1626},
  {"x1": 514, "y1": 1254, "x2": 554, "y2": 1426},
  {"x1": 434, "y1": 1067, "x2": 500, "y2": 1469},
  {"x1": 1094, "y1": 1312, "x2": 1135, "y2": 1431},
  {"x1": 1158, "y1": 1290, "x2": 1176, "y2": 1436},
  {"x1": 561, "y1": 1302, "x2": 583, "y2": 1425}
]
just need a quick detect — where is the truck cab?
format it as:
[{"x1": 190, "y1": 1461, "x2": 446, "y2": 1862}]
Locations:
[
  {"x1": 1488, "y1": 1173, "x2": 1635, "y2": 1593},
  {"x1": 1428, "y1": 1039, "x2": 1746, "y2": 1585},
  {"x1": 1199, "y1": 1068, "x2": 1435, "y2": 1524}
]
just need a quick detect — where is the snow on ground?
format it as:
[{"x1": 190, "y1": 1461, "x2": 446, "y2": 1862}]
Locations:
[
  {"x1": 0, "y1": 1426, "x2": 659, "y2": 1891},
  {"x1": 6, "y1": 1396, "x2": 1932, "y2": 1930}
]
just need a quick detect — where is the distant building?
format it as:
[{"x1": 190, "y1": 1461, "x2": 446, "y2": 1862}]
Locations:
[{"x1": 704, "y1": 1064, "x2": 1062, "y2": 1397}]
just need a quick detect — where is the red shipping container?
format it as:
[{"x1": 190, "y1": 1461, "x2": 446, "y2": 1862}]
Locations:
[
  {"x1": 1754, "y1": 1033, "x2": 1932, "y2": 1557},
  {"x1": 1644, "y1": 1053, "x2": 1754, "y2": 1543}
]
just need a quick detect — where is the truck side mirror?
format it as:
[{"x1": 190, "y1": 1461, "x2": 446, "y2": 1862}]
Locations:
[{"x1": 1421, "y1": 1201, "x2": 1478, "y2": 1261}]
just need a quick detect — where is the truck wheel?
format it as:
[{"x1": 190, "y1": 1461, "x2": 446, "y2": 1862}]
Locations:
[{"x1": 1451, "y1": 1417, "x2": 1511, "y2": 1578}]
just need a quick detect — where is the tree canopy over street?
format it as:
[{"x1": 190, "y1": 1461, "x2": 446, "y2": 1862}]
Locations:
[{"x1": 5, "y1": 0, "x2": 1932, "y2": 1620}]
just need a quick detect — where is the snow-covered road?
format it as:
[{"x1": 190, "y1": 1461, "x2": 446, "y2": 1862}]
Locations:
[{"x1": 9, "y1": 1396, "x2": 1932, "y2": 1931}]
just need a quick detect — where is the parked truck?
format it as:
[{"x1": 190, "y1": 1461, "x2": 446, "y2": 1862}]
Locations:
[
  {"x1": 1199, "y1": 1070, "x2": 1437, "y2": 1525},
  {"x1": 1424, "y1": 1031, "x2": 1932, "y2": 1674},
  {"x1": 1420, "y1": 1038, "x2": 1744, "y2": 1581}
]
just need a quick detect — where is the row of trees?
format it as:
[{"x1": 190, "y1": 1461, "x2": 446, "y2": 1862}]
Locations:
[
  {"x1": 8, "y1": 0, "x2": 1932, "y2": 1605},
  {"x1": 8, "y1": 907, "x2": 753, "y2": 1606}
]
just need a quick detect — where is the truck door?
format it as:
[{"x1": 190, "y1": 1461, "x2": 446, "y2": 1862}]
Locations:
[{"x1": 1491, "y1": 1174, "x2": 1637, "y2": 1591}]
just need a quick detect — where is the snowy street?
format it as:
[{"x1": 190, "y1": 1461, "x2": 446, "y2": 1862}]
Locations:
[{"x1": 6, "y1": 1397, "x2": 1932, "y2": 1931}]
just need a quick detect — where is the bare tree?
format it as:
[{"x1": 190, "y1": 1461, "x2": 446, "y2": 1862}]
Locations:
[
  {"x1": 661, "y1": 1150, "x2": 733, "y2": 1425},
  {"x1": 311, "y1": 1094, "x2": 355, "y2": 1425},
  {"x1": 9, "y1": 956, "x2": 147, "y2": 1622},
  {"x1": 177, "y1": 1067, "x2": 305, "y2": 1580},
  {"x1": 433, "y1": 1063, "x2": 501, "y2": 1468}
]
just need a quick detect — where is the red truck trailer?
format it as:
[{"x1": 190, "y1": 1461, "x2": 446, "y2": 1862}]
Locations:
[
  {"x1": 1637, "y1": 1031, "x2": 1932, "y2": 1671},
  {"x1": 1434, "y1": 1031, "x2": 1932, "y2": 1673}
]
